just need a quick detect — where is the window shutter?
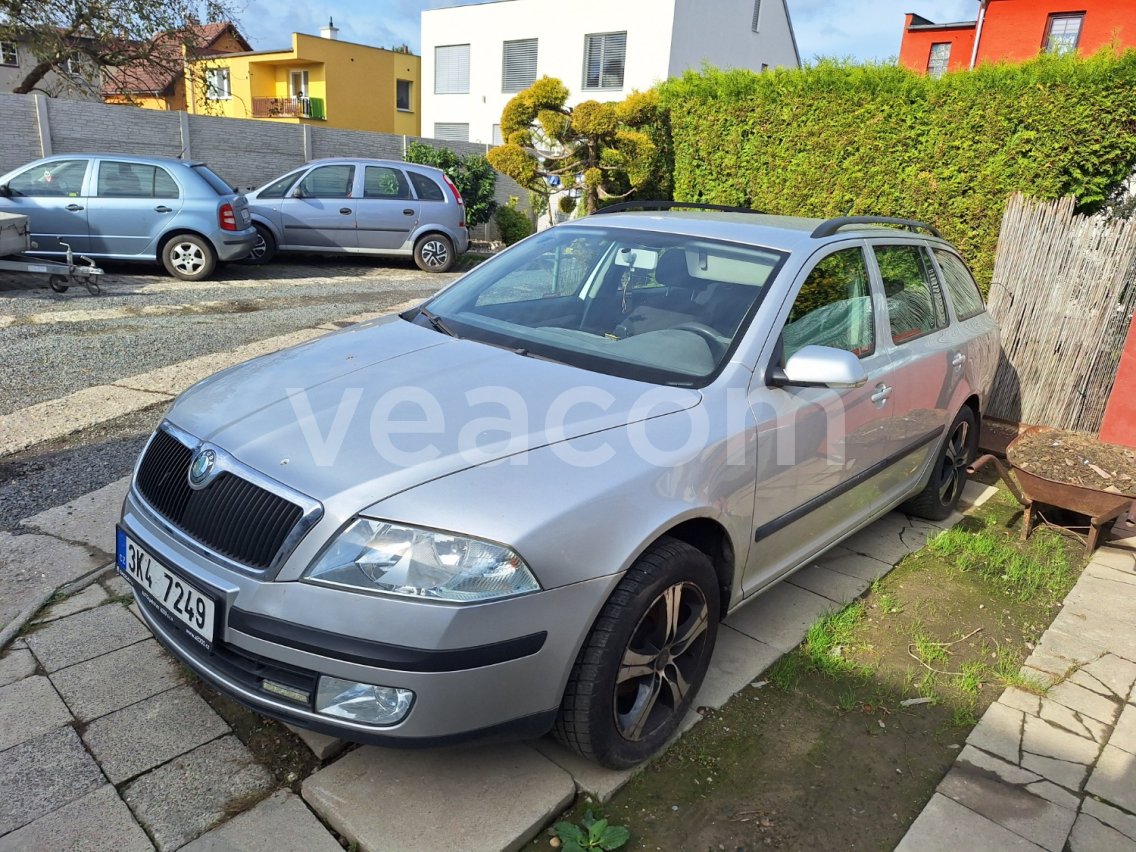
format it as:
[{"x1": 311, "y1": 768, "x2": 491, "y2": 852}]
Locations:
[
  {"x1": 492, "y1": 124, "x2": 504, "y2": 145},
  {"x1": 434, "y1": 122, "x2": 470, "y2": 142},
  {"x1": 583, "y1": 32, "x2": 626, "y2": 89},
  {"x1": 751, "y1": 0, "x2": 762, "y2": 32},
  {"x1": 502, "y1": 38, "x2": 538, "y2": 92},
  {"x1": 434, "y1": 44, "x2": 470, "y2": 94}
]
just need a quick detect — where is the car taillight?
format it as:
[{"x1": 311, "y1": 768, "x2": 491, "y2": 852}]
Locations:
[
  {"x1": 442, "y1": 176, "x2": 466, "y2": 228},
  {"x1": 219, "y1": 203, "x2": 238, "y2": 232}
]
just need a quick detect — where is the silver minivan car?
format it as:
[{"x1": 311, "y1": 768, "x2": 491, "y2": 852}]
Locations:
[
  {"x1": 117, "y1": 209, "x2": 998, "y2": 768},
  {"x1": 0, "y1": 154, "x2": 256, "y2": 281},
  {"x1": 244, "y1": 158, "x2": 470, "y2": 273}
]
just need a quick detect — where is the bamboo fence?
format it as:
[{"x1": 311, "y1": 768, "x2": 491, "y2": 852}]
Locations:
[{"x1": 986, "y1": 193, "x2": 1136, "y2": 433}]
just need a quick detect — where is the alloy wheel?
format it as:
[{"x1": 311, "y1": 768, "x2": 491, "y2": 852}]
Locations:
[
  {"x1": 614, "y1": 580, "x2": 711, "y2": 742},
  {"x1": 419, "y1": 239, "x2": 450, "y2": 269},
  {"x1": 170, "y1": 241, "x2": 206, "y2": 276},
  {"x1": 937, "y1": 419, "x2": 971, "y2": 505}
]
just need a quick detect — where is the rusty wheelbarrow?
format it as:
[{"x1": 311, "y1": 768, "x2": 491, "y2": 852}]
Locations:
[{"x1": 969, "y1": 427, "x2": 1134, "y2": 555}]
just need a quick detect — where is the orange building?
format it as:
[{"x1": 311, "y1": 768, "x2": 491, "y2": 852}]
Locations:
[{"x1": 900, "y1": 1, "x2": 1136, "y2": 77}]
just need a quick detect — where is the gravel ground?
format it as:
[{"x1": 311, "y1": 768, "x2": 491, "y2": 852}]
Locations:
[
  {"x1": 0, "y1": 257, "x2": 449, "y2": 415},
  {"x1": 0, "y1": 256, "x2": 454, "y2": 528}
]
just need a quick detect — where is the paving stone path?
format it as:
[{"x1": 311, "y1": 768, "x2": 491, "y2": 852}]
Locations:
[
  {"x1": 898, "y1": 545, "x2": 1136, "y2": 851},
  {"x1": 3, "y1": 478, "x2": 1134, "y2": 851}
]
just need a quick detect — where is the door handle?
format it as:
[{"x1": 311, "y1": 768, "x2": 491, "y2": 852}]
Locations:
[
  {"x1": 66, "y1": 204, "x2": 83, "y2": 212},
  {"x1": 403, "y1": 209, "x2": 415, "y2": 216},
  {"x1": 339, "y1": 207, "x2": 352, "y2": 215},
  {"x1": 154, "y1": 205, "x2": 173, "y2": 213},
  {"x1": 870, "y1": 383, "x2": 892, "y2": 404},
  {"x1": 951, "y1": 352, "x2": 967, "y2": 367}
]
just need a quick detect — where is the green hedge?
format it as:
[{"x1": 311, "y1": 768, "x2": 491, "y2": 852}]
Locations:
[{"x1": 660, "y1": 53, "x2": 1136, "y2": 289}]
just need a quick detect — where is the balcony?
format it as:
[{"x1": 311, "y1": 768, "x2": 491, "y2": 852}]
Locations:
[{"x1": 251, "y1": 96, "x2": 326, "y2": 120}]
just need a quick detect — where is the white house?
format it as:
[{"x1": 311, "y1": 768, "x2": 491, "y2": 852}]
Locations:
[{"x1": 421, "y1": 0, "x2": 800, "y2": 144}]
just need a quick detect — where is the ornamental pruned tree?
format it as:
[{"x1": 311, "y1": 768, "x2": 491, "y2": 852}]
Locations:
[
  {"x1": 486, "y1": 76, "x2": 663, "y2": 217},
  {"x1": 0, "y1": 0, "x2": 240, "y2": 98}
]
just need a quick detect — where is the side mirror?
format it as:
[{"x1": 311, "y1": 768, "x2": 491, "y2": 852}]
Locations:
[
  {"x1": 770, "y1": 345, "x2": 868, "y2": 389},
  {"x1": 0, "y1": 184, "x2": 10, "y2": 198}
]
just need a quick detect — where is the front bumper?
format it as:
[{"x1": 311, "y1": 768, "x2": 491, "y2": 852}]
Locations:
[{"x1": 120, "y1": 488, "x2": 618, "y2": 745}]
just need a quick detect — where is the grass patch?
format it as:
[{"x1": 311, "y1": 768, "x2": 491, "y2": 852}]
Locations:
[{"x1": 928, "y1": 523, "x2": 1074, "y2": 604}]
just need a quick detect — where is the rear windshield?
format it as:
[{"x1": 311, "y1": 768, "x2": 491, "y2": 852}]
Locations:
[{"x1": 192, "y1": 165, "x2": 236, "y2": 196}]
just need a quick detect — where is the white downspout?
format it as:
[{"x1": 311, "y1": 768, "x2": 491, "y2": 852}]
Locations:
[{"x1": 969, "y1": 0, "x2": 989, "y2": 69}]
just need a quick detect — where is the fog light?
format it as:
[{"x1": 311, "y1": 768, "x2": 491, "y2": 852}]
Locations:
[{"x1": 315, "y1": 676, "x2": 414, "y2": 726}]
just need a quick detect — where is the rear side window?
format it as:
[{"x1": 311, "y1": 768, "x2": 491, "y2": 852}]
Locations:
[
  {"x1": 297, "y1": 165, "x2": 354, "y2": 199},
  {"x1": 782, "y1": 247, "x2": 875, "y2": 359},
  {"x1": 933, "y1": 249, "x2": 985, "y2": 320},
  {"x1": 258, "y1": 170, "x2": 303, "y2": 199},
  {"x1": 875, "y1": 244, "x2": 948, "y2": 344},
  {"x1": 409, "y1": 171, "x2": 446, "y2": 201},
  {"x1": 7, "y1": 159, "x2": 88, "y2": 196},
  {"x1": 191, "y1": 165, "x2": 236, "y2": 196},
  {"x1": 97, "y1": 161, "x2": 180, "y2": 198},
  {"x1": 363, "y1": 166, "x2": 411, "y2": 199}
]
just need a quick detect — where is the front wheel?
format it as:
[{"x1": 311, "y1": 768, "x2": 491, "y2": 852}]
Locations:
[
  {"x1": 554, "y1": 537, "x2": 719, "y2": 769},
  {"x1": 413, "y1": 233, "x2": 455, "y2": 273},
  {"x1": 902, "y1": 405, "x2": 977, "y2": 521},
  {"x1": 161, "y1": 234, "x2": 216, "y2": 281},
  {"x1": 243, "y1": 224, "x2": 276, "y2": 265}
]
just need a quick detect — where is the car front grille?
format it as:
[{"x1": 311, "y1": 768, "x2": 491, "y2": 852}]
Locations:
[{"x1": 135, "y1": 428, "x2": 305, "y2": 570}]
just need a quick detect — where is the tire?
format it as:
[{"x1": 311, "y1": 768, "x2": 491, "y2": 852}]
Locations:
[
  {"x1": 161, "y1": 234, "x2": 216, "y2": 281},
  {"x1": 48, "y1": 275, "x2": 69, "y2": 293},
  {"x1": 902, "y1": 405, "x2": 977, "y2": 521},
  {"x1": 243, "y1": 224, "x2": 276, "y2": 265},
  {"x1": 554, "y1": 537, "x2": 720, "y2": 769},
  {"x1": 413, "y1": 233, "x2": 455, "y2": 273}
]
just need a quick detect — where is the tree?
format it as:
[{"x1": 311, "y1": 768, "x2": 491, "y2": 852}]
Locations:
[
  {"x1": 404, "y1": 141, "x2": 498, "y2": 228},
  {"x1": 486, "y1": 76, "x2": 663, "y2": 216},
  {"x1": 0, "y1": 0, "x2": 240, "y2": 98}
]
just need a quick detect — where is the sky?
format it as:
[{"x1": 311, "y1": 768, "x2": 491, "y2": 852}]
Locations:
[{"x1": 235, "y1": 1, "x2": 981, "y2": 63}]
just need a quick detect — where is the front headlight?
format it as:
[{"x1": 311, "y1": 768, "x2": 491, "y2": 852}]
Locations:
[{"x1": 302, "y1": 519, "x2": 540, "y2": 603}]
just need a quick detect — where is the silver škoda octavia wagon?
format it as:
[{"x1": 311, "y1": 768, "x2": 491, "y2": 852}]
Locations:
[{"x1": 118, "y1": 206, "x2": 998, "y2": 768}]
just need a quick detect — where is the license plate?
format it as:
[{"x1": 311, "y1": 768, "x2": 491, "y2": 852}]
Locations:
[{"x1": 117, "y1": 528, "x2": 217, "y2": 648}]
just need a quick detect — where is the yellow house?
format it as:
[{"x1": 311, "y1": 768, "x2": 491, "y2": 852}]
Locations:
[{"x1": 186, "y1": 22, "x2": 421, "y2": 135}]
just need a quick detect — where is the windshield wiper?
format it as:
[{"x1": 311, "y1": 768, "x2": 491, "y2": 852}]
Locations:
[{"x1": 416, "y1": 307, "x2": 459, "y2": 339}]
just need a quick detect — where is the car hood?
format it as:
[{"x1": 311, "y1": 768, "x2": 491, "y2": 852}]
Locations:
[{"x1": 166, "y1": 317, "x2": 701, "y2": 510}]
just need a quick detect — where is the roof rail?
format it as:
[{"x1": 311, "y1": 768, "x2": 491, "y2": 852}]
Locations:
[
  {"x1": 810, "y1": 216, "x2": 942, "y2": 239},
  {"x1": 592, "y1": 200, "x2": 764, "y2": 216}
]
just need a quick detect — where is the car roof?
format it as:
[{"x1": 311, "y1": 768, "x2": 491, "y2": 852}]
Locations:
[
  {"x1": 37, "y1": 153, "x2": 207, "y2": 168},
  {"x1": 571, "y1": 210, "x2": 952, "y2": 254},
  {"x1": 306, "y1": 157, "x2": 446, "y2": 176}
]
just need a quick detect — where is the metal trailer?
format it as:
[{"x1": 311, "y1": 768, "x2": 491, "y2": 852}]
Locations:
[{"x1": 0, "y1": 211, "x2": 104, "y2": 295}]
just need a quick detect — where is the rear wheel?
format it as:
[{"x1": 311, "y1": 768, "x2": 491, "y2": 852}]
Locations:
[
  {"x1": 554, "y1": 537, "x2": 719, "y2": 769},
  {"x1": 413, "y1": 233, "x2": 455, "y2": 273},
  {"x1": 244, "y1": 224, "x2": 276, "y2": 265},
  {"x1": 161, "y1": 234, "x2": 216, "y2": 281},
  {"x1": 48, "y1": 275, "x2": 69, "y2": 293},
  {"x1": 903, "y1": 406, "x2": 977, "y2": 521}
]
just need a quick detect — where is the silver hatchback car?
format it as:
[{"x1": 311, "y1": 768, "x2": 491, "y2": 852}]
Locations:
[
  {"x1": 0, "y1": 154, "x2": 256, "y2": 281},
  {"x1": 244, "y1": 158, "x2": 470, "y2": 273},
  {"x1": 117, "y1": 208, "x2": 998, "y2": 768}
]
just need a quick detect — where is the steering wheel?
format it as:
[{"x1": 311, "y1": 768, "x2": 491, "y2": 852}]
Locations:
[{"x1": 671, "y1": 322, "x2": 727, "y2": 356}]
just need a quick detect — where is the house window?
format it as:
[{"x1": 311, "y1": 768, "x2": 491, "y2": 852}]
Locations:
[
  {"x1": 396, "y1": 79, "x2": 412, "y2": 111},
  {"x1": 205, "y1": 68, "x2": 231, "y2": 100},
  {"x1": 502, "y1": 38, "x2": 538, "y2": 92},
  {"x1": 1044, "y1": 13, "x2": 1084, "y2": 54},
  {"x1": 435, "y1": 43, "x2": 470, "y2": 94},
  {"x1": 492, "y1": 124, "x2": 504, "y2": 145},
  {"x1": 583, "y1": 32, "x2": 626, "y2": 90},
  {"x1": 751, "y1": 0, "x2": 762, "y2": 32},
  {"x1": 434, "y1": 122, "x2": 470, "y2": 142},
  {"x1": 64, "y1": 56, "x2": 83, "y2": 75},
  {"x1": 290, "y1": 70, "x2": 309, "y2": 98},
  {"x1": 0, "y1": 42, "x2": 18, "y2": 67},
  {"x1": 927, "y1": 42, "x2": 951, "y2": 78}
]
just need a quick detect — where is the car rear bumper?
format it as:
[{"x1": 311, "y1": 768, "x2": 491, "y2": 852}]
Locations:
[{"x1": 217, "y1": 228, "x2": 257, "y2": 261}]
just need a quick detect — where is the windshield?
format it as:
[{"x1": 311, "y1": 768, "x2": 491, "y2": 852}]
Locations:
[{"x1": 416, "y1": 225, "x2": 786, "y2": 387}]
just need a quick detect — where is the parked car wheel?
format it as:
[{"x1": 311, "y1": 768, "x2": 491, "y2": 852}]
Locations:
[
  {"x1": 903, "y1": 405, "x2": 977, "y2": 521},
  {"x1": 244, "y1": 224, "x2": 276, "y2": 265},
  {"x1": 414, "y1": 233, "x2": 455, "y2": 273},
  {"x1": 162, "y1": 234, "x2": 216, "y2": 281},
  {"x1": 554, "y1": 537, "x2": 719, "y2": 769}
]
